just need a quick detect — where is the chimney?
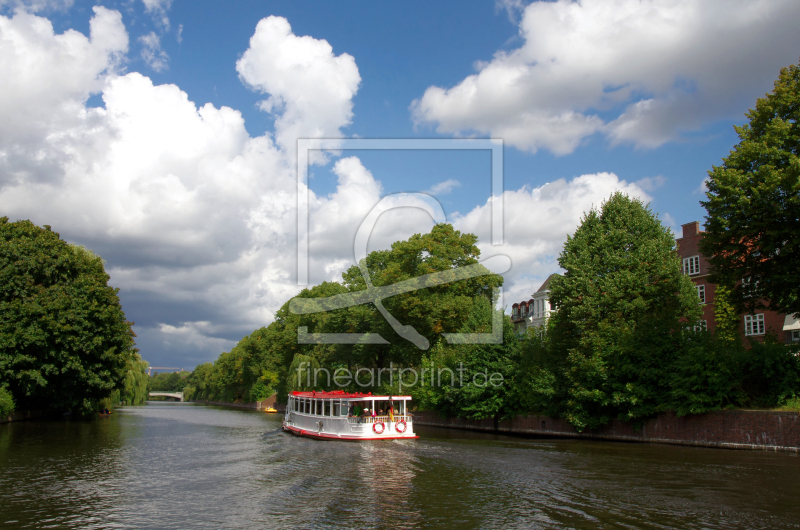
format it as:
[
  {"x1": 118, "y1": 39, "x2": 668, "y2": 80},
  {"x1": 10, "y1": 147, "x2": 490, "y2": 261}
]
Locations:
[{"x1": 681, "y1": 221, "x2": 700, "y2": 239}]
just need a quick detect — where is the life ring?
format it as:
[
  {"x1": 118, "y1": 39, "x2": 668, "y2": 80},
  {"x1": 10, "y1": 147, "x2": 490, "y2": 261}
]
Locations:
[
  {"x1": 395, "y1": 420, "x2": 407, "y2": 433},
  {"x1": 373, "y1": 422, "x2": 385, "y2": 435}
]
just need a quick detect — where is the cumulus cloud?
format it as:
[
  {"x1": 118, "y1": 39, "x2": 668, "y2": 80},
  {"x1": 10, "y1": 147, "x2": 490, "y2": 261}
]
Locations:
[
  {"x1": 236, "y1": 16, "x2": 361, "y2": 161},
  {"x1": 0, "y1": 10, "x2": 370, "y2": 365},
  {"x1": 139, "y1": 31, "x2": 168, "y2": 71},
  {"x1": 0, "y1": 6, "x2": 127, "y2": 186},
  {"x1": 0, "y1": 8, "x2": 672, "y2": 366},
  {"x1": 453, "y1": 172, "x2": 653, "y2": 306},
  {"x1": 412, "y1": 0, "x2": 800, "y2": 154}
]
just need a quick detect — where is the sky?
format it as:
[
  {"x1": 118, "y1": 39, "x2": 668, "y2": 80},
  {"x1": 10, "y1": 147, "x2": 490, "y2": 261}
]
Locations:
[{"x1": 1, "y1": 0, "x2": 799, "y2": 369}]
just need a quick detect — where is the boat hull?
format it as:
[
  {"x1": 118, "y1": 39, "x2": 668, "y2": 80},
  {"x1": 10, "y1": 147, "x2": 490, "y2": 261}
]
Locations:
[{"x1": 283, "y1": 422, "x2": 418, "y2": 441}]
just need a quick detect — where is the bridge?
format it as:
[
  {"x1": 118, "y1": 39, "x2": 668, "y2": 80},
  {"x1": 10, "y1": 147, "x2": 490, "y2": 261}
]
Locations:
[{"x1": 149, "y1": 392, "x2": 184, "y2": 402}]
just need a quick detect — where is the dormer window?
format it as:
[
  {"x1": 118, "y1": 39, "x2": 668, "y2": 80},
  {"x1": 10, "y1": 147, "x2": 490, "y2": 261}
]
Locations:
[{"x1": 683, "y1": 256, "x2": 700, "y2": 275}]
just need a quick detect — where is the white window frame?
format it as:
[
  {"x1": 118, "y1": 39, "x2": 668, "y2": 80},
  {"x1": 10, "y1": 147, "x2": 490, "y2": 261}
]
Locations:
[
  {"x1": 683, "y1": 255, "x2": 700, "y2": 275},
  {"x1": 790, "y1": 330, "x2": 800, "y2": 342},
  {"x1": 696, "y1": 284, "x2": 706, "y2": 304},
  {"x1": 744, "y1": 314, "x2": 765, "y2": 336},
  {"x1": 694, "y1": 320, "x2": 708, "y2": 332}
]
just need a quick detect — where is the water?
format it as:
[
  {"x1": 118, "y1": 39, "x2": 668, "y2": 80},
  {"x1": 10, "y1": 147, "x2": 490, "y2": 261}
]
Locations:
[{"x1": 1, "y1": 402, "x2": 799, "y2": 529}]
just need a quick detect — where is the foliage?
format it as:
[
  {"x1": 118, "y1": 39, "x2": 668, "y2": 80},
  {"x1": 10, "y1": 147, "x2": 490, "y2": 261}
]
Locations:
[
  {"x1": 546, "y1": 193, "x2": 701, "y2": 430},
  {"x1": 712, "y1": 283, "x2": 740, "y2": 345},
  {"x1": 668, "y1": 330, "x2": 744, "y2": 416},
  {"x1": 738, "y1": 335, "x2": 800, "y2": 408},
  {"x1": 412, "y1": 299, "x2": 520, "y2": 420},
  {"x1": 0, "y1": 218, "x2": 137, "y2": 414},
  {"x1": 149, "y1": 371, "x2": 188, "y2": 392},
  {"x1": 119, "y1": 353, "x2": 149, "y2": 405},
  {"x1": 0, "y1": 384, "x2": 14, "y2": 417},
  {"x1": 189, "y1": 224, "x2": 503, "y2": 404},
  {"x1": 701, "y1": 58, "x2": 800, "y2": 317}
]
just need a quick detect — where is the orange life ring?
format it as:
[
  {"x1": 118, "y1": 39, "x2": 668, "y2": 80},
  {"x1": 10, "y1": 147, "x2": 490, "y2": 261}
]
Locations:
[
  {"x1": 395, "y1": 419, "x2": 407, "y2": 433},
  {"x1": 373, "y1": 422, "x2": 385, "y2": 435}
]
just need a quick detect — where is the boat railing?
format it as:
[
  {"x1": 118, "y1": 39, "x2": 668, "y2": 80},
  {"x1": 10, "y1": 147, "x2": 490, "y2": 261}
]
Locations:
[{"x1": 346, "y1": 415, "x2": 411, "y2": 424}]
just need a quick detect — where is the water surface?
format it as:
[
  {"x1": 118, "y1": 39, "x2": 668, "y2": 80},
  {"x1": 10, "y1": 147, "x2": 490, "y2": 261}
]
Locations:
[{"x1": 1, "y1": 402, "x2": 798, "y2": 529}]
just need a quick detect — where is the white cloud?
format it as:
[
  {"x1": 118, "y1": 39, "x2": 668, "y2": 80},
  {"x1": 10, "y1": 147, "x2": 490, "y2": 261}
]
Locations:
[
  {"x1": 635, "y1": 175, "x2": 666, "y2": 192},
  {"x1": 412, "y1": 0, "x2": 800, "y2": 154},
  {"x1": 139, "y1": 31, "x2": 168, "y2": 71},
  {"x1": 0, "y1": 6, "x2": 127, "y2": 186},
  {"x1": 235, "y1": 16, "x2": 361, "y2": 162},
  {"x1": 0, "y1": 11, "x2": 371, "y2": 365},
  {"x1": 0, "y1": 0, "x2": 73, "y2": 12},
  {"x1": 0, "y1": 8, "x2": 674, "y2": 366},
  {"x1": 425, "y1": 179, "x2": 461, "y2": 196},
  {"x1": 141, "y1": 0, "x2": 171, "y2": 30}
]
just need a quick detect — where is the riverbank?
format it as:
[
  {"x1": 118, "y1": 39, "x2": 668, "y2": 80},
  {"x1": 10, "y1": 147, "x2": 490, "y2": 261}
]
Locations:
[
  {"x1": 413, "y1": 410, "x2": 800, "y2": 453},
  {"x1": 189, "y1": 399, "x2": 284, "y2": 412}
]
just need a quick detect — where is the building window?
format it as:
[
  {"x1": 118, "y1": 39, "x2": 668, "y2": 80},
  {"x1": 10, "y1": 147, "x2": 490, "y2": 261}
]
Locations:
[
  {"x1": 683, "y1": 256, "x2": 700, "y2": 275},
  {"x1": 742, "y1": 276, "x2": 760, "y2": 298},
  {"x1": 744, "y1": 314, "x2": 765, "y2": 336},
  {"x1": 694, "y1": 320, "x2": 708, "y2": 332},
  {"x1": 790, "y1": 330, "x2": 800, "y2": 342},
  {"x1": 696, "y1": 284, "x2": 706, "y2": 303}
]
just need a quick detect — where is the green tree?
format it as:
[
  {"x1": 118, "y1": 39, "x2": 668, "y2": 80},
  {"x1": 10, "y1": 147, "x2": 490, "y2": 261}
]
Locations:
[
  {"x1": 701, "y1": 59, "x2": 800, "y2": 317},
  {"x1": 119, "y1": 353, "x2": 149, "y2": 405},
  {"x1": 0, "y1": 218, "x2": 137, "y2": 414},
  {"x1": 548, "y1": 193, "x2": 701, "y2": 430},
  {"x1": 0, "y1": 384, "x2": 14, "y2": 417},
  {"x1": 414, "y1": 298, "x2": 520, "y2": 421}
]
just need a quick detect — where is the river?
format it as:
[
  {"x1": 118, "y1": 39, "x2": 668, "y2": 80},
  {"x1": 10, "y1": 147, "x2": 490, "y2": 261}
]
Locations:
[{"x1": 1, "y1": 402, "x2": 799, "y2": 529}]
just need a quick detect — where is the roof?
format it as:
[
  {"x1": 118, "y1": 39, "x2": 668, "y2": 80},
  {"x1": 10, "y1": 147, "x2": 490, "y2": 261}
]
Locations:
[
  {"x1": 535, "y1": 273, "x2": 560, "y2": 294},
  {"x1": 290, "y1": 390, "x2": 411, "y2": 400}
]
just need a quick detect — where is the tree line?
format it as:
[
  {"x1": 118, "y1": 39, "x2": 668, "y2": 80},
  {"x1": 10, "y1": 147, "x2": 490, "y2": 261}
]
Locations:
[{"x1": 185, "y1": 59, "x2": 800, "y2": 429}]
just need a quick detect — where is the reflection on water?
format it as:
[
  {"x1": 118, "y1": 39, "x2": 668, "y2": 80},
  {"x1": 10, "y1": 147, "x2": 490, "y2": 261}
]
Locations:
[{"x1": 1, "y1": 402, "x2": 799, "y2": 529}]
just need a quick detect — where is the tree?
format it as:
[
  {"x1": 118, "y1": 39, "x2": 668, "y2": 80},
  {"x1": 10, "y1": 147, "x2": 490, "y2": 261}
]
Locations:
[
  {"x1": 413, "y1": 298, "x2": 520, "y2": 421},
  {"x1": 701, "y1": 59, "x2": 800, "y2": 317},
  {"x1": 548, "y1": 193, "x2": 701, "y2": 430},
  {"x1": 0, "y1": 218, "x2": 137, "y2": 414}
]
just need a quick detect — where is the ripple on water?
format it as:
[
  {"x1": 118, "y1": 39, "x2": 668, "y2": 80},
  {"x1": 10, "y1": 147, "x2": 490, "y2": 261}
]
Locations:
[{"x1": 1, "y1": 405, "x2": 799, "y2": 529}]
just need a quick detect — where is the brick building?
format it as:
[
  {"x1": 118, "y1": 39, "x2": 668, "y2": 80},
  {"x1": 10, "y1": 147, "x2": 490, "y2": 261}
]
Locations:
[{"x1": 675, "y1": 221, "x2": 799, "y2": 343}]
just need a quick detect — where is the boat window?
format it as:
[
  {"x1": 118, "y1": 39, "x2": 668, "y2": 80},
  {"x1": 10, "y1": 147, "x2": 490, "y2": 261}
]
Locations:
[
  {"x1": 304, "y1": 399, "x2": 309, "y2": 414},
  {"x1": 315, "y1": 399, "x2": 320, "y2": 416},
  {"x1": 341, "y1": 402, "x2": 350, "y2": 416},
  {"x1": 324, "y1": 400, "x2": 331, "y2": 416},
  {"x1": 333, "y1": 401, "x2": 340, "y2": 416}
]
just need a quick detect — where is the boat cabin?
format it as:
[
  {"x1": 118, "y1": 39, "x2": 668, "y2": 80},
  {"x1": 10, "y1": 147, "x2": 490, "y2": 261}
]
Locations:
[{"x1": 282, "y1": 390, "x2": 417, "y2": 440}]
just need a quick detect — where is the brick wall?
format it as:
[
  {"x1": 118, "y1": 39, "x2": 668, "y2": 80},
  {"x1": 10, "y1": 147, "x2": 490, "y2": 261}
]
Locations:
[{"x1": 413, "y1": 410, "x2": 800, "y2": 452}]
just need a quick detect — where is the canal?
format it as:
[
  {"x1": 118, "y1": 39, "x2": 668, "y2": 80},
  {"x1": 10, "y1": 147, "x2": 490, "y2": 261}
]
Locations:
[{"x1": 1, "y1": 402, "x2": 799, "y2": 529}]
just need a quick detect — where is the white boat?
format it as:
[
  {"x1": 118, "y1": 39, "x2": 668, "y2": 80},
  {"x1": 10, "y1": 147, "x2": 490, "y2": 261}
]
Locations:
[{"x1": 282, "y1": 390, "x2": 418, "y2": 440}]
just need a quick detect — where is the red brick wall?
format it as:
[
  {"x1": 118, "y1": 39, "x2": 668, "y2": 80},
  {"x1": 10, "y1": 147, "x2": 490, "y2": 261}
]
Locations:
[{"x1": 413, "y1": 410, "x2": 800, "y2": 452}]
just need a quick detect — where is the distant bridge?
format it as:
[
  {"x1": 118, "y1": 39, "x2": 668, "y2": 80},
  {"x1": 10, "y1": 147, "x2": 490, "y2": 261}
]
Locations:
[{"x1": 149, "y1": 392, "x2": 184, "y2": 402}]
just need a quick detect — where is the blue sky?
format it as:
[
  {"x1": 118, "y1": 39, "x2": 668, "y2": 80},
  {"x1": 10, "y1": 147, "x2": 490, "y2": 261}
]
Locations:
[{"x1": 1, "y1": 0, "x2": 798, "y2": 369}]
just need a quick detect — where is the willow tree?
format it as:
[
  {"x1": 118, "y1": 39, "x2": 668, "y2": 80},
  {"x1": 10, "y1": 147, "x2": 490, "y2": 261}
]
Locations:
[
  {"x1": 548, "y1": 193, "x2": 700, "y2": 430},
  {"x1": 701, "y1": 59, "x2": 800, "y2": 317}
]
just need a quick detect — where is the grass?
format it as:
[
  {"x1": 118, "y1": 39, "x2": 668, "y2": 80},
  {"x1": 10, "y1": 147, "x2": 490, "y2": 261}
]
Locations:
[{"x1": 775, "y1": 397, "x2": 800, "y2": 413}]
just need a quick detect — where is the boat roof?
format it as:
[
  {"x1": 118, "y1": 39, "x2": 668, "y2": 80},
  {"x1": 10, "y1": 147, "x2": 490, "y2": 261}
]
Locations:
[{"x1": 290, "y1": 390, "x2": 411, "y2": 400}]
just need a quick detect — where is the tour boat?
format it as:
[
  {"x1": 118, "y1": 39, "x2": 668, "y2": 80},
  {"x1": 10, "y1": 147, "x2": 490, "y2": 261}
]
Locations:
[{"x1": 282, "y1": 390, "x2": 418, "y2": 440}]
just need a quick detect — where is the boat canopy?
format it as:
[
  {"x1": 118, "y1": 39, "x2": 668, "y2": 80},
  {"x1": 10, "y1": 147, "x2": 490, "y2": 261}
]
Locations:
[{"x1": 290, "y1": 390, "x2": 411, "y2": 401}]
